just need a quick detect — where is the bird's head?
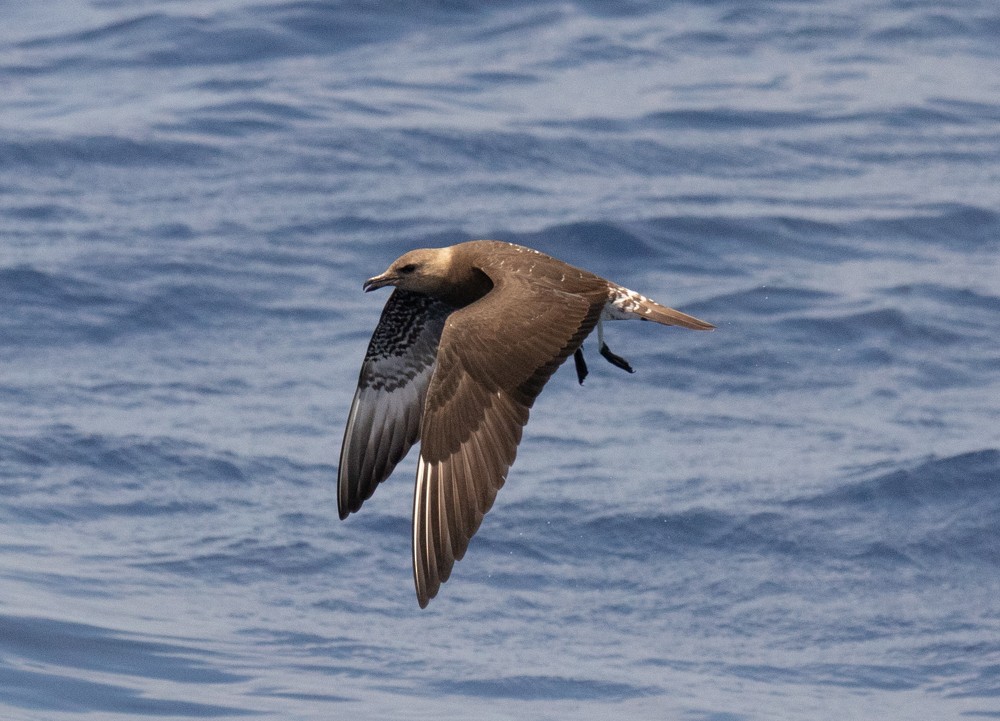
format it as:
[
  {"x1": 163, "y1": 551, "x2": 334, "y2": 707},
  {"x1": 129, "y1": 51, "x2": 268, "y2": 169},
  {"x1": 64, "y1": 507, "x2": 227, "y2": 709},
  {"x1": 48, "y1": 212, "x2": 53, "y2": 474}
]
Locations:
[{"x1": 364, "y1": 247, "x2": 455, "y2": 295}]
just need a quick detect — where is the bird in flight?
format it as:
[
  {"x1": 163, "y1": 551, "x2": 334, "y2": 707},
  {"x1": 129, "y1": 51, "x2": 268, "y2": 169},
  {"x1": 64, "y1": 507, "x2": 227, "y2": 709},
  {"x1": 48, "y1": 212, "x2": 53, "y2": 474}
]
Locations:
[{"x1": 338, "y1": 240, "x2": 713, "y2": 607}]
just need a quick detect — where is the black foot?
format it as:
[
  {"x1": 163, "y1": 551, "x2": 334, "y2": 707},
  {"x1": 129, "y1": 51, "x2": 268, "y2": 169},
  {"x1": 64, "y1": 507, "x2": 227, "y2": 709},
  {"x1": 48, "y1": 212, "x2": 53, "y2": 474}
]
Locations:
[
  {"x1": 573, "y1": 347, "x2": 588, "y2": 384},
  {"x1": 599, "y1": 342, "x2": 635, "y2": 373}
]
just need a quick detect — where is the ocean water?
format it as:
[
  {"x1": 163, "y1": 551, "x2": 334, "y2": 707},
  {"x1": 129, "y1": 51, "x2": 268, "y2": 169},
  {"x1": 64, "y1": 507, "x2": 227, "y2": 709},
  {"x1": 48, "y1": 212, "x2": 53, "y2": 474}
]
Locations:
[{"x1": 2, "y1": 1, "x2": 999, "y2": 719}]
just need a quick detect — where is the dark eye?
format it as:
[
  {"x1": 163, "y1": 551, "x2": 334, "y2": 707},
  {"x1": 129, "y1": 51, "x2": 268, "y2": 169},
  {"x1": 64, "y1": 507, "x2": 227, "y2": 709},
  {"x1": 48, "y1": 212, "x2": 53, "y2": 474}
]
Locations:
[{"x1": 398, "y1": 263, "x2": 417, "y2": 274}]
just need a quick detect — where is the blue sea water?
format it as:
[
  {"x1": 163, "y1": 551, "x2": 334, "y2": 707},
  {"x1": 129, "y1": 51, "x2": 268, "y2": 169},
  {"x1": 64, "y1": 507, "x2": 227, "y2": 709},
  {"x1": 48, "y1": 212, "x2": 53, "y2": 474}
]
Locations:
[{"x1": 2, "y1": 1, "x2": 999, "y2": 718}]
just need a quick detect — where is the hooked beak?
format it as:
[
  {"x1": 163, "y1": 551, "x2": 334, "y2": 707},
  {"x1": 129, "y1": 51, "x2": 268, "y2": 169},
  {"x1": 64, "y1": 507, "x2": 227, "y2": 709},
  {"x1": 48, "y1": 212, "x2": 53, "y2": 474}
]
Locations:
[{"x1": 363, "y1": 272, "x2": 395, "y2": 292}]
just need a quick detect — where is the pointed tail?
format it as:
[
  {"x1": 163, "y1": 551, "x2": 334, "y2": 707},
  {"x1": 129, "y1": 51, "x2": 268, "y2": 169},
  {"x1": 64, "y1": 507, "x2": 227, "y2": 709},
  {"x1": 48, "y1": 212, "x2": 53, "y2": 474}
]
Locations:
[{"x1": 641, "y1": 300, "x2": 714, "y2": 330}]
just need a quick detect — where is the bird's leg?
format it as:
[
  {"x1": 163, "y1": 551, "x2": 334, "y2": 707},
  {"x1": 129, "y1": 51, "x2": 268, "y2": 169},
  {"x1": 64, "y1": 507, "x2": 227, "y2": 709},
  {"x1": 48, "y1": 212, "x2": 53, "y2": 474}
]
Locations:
[
  {"x1": 597, "y1": 317, "x2": 635, "y2": 374},
  {"x1": 573, "y1": 347, "x2": 588, "y2": 384}
]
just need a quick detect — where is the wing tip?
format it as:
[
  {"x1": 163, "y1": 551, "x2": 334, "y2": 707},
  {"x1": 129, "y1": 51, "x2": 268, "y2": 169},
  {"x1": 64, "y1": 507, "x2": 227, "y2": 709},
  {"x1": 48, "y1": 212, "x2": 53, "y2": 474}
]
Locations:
[
  {"x1": 336, "y1": 461, "x2": 357, "y2": 520},
  {"x1": 414, "y1": 568, "x2": 440, "y2": 609}
]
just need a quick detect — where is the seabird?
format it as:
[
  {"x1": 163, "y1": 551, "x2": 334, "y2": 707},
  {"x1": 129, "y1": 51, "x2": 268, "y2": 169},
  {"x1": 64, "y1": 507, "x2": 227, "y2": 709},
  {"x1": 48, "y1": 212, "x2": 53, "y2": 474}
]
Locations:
[{"x1": 338, "y1": 240, "x2": 713, "y2": 607}]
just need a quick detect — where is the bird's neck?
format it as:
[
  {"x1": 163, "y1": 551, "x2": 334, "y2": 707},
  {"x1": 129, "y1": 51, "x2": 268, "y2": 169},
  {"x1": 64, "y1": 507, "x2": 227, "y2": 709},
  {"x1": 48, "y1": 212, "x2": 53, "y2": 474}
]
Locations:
[{"x1": 434, "y1": 265, "x2": 494, "y2": 308}]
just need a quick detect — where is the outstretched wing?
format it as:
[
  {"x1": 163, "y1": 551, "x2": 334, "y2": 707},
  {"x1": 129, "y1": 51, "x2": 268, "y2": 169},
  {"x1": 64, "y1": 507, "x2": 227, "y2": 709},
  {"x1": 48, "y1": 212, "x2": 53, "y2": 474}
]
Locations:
[
  {"x1": 338, "y1": 289, "x2": 452, "y2": 519},
  {"x1": 412, "y1": 275, "x2": 606, "y2": 606}
]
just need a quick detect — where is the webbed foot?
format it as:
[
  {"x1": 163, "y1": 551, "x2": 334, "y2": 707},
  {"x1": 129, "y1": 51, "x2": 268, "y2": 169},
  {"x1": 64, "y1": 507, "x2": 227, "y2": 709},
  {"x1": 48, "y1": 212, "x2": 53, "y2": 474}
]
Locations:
[
  {"x1": 573, "y1": 347, "x2": 588, "y2": 384},
  {"x1": 599, "y1": 342, "x2": 634, "y2": 373}
]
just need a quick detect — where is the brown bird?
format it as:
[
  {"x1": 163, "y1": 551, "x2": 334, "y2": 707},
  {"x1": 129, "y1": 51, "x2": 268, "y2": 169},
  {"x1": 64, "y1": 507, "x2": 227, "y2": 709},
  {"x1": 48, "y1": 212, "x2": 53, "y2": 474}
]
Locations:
[{"x1": 338, "y1": 240, "x2": 713, "y2": 607}]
